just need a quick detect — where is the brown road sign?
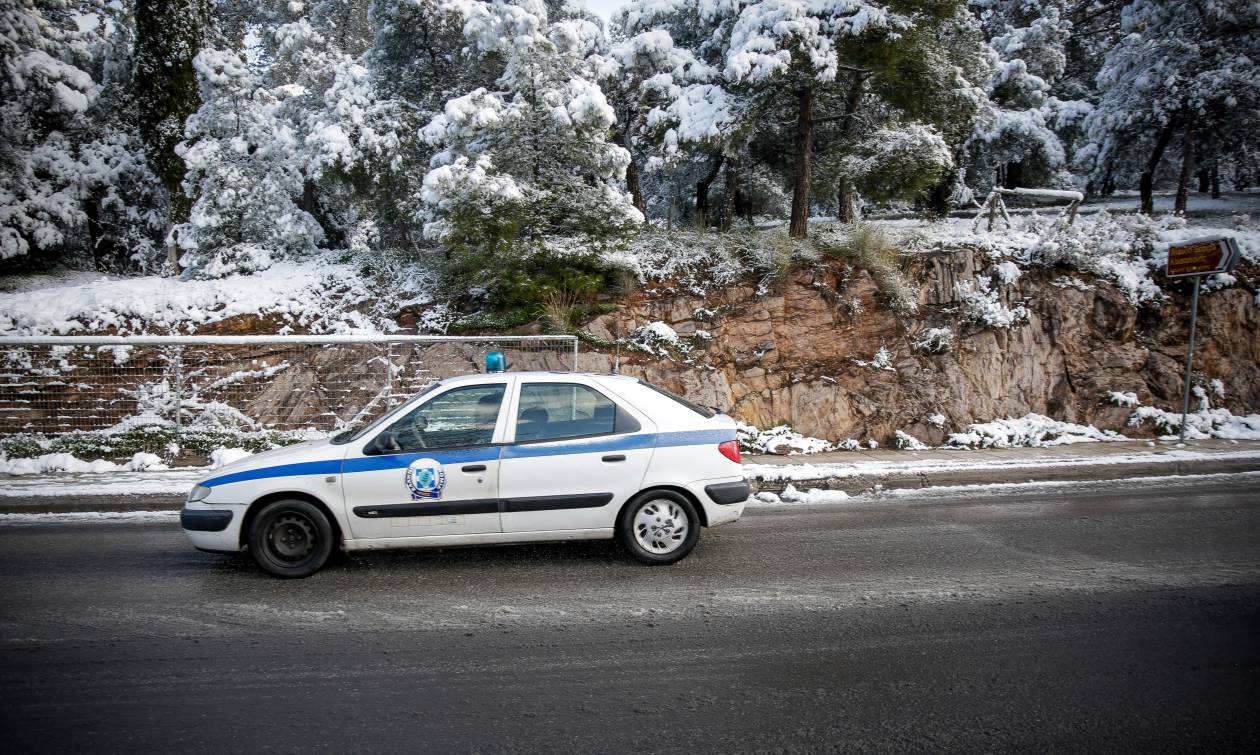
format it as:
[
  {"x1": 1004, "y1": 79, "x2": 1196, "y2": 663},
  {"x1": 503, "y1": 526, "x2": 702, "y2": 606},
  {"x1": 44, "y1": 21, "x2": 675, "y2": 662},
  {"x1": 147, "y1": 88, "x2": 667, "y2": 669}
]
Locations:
[{"x1": 1165, "y1": 238, "x2": 1233, "y2": 278}]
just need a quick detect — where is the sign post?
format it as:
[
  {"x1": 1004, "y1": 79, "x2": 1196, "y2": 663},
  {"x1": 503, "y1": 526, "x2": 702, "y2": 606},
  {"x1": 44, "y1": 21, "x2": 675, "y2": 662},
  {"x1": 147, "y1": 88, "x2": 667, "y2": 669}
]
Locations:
[{"x1": 1164, "y1": 237, "x2": 1241, "y2": 443}]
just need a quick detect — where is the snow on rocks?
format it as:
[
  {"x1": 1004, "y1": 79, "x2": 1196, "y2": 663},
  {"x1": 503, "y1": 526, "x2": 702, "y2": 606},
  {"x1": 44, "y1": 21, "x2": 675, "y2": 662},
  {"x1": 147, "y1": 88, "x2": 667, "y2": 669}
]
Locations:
[{"x1": 946, "y1": 413, "x2": 1127, "y2": 448}]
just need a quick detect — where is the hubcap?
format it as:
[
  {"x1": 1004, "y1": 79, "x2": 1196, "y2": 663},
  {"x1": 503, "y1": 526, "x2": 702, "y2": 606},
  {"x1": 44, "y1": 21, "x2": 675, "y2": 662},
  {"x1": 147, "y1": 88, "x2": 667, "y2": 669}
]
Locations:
[
  {"x1": 268, "y1": 512, "x2": 316, "y2": 562},
  {"x1": 633, "y1": 499, "x2": 689, "y2": 555}
]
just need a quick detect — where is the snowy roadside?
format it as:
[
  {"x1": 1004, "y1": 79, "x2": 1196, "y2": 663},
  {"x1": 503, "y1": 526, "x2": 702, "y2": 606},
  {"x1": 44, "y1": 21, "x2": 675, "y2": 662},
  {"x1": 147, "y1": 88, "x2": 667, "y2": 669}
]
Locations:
[{"x1": 0, "y1": 439, "x2": 1257, "y2": 518}]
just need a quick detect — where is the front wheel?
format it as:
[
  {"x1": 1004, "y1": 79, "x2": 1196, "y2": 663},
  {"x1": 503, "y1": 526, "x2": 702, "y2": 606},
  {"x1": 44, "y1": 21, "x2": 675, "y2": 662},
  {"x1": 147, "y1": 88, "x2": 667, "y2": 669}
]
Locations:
[
  {"x1": 617, "y1": 491, "x2": 700, "y2": 565},
  {"x1": 248, "y1": 500, "x2": 335, "y2": 578}
]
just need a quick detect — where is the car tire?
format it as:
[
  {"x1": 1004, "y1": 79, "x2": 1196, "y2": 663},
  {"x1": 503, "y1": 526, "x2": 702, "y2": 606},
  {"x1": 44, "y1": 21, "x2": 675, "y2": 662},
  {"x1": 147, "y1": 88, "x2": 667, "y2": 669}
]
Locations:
[
  {"x1": 248, "y1": 500, "x2": 335, "y2": 578},
  {"x1": 617, "y1": 490, "x2": 700, "y2": 565}
]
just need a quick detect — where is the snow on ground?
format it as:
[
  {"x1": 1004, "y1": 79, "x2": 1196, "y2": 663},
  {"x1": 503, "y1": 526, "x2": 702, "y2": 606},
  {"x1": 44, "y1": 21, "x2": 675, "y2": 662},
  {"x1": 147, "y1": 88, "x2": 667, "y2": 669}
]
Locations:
[
  {"x1": 0, "y1": 451, "x2": 167, "y2": 474},
  {"x1": 0, "y1": 253, "x2": 406, "y2": 336},
  {"x1": 0, "y1": 510, "x2": 179, "y2": 525},
  {"x1": 742, "y1": 446, "x2": 1260, "y2": 483},
  {"x1": 746, "y1": 470, "x2": 1260, "y2": 507},
  {"x1": 0, "y1": 469, "x2": 203, "y2": 497}
]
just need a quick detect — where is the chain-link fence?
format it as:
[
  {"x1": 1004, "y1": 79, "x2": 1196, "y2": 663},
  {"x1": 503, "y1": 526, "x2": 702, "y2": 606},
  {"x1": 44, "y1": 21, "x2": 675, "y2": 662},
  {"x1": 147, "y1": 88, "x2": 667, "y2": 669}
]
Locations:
[{"x1": 0, "y1": 335, "x2": 578, "y2": 443}]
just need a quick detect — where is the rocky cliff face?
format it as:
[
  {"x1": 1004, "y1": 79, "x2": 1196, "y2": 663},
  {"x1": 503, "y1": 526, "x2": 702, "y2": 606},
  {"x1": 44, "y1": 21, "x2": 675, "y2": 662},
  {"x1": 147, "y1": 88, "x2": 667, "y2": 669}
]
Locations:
[{"x1": 577, "y1": 249, "x2": 1259, "y2": 444}]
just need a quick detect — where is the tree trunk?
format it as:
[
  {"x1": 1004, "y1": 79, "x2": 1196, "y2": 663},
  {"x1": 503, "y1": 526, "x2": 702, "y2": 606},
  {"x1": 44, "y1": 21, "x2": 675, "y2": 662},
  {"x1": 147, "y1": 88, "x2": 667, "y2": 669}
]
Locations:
[
  {"x1": 1197, "y1": 168, "x2": 1210, "y2": 193},
  {"x1": 788, "y1": 88, "x2": 814, "y2": 239},
  {"x1": 1140, "y1": 118, "x2": 1178, "y2": 215},
  {"x1": 1211, "y1": 163, "x2": 1221, "y2": 199},
  {"x1": 626, "y1": 158, "x2": 646, "y2": 217},
  {"x1": 695, "y1": 153, "x2": 725, "y2": 228},
  {"x1": 1102, "y1": 163, "x2": 1115, "y2": 196},
  {"x1": 838, "y1": 183, "x2": 854, "y2": 223},
  {"x1": 1174, "y1": 129, "x2": 1194, "y2": 215},
  {"x1": 135, "y1": 0, "x2": 211, "y2": 275},
  {"x1": 719, "y1": 159, "x2": 737, "y2": 232},
  {"x1": 925, "y1": 169, "x2": 953, "y2": 219},
  {"x1": 1003, "y1": 161, "x2": 1025, "y2": 189},
  {"x1": 617, "y1": 121, "x2": 646, "y2": 218},
  {"x1": 833, "y1": 73, "x2": 868, "y2": 222}
]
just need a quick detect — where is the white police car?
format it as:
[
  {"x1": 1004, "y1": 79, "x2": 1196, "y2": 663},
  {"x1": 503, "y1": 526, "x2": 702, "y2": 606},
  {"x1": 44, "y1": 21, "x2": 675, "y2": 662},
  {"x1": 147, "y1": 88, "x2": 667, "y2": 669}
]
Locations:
[{"x1": 181, "y1": 370, "x2": 749, "y2": 577}]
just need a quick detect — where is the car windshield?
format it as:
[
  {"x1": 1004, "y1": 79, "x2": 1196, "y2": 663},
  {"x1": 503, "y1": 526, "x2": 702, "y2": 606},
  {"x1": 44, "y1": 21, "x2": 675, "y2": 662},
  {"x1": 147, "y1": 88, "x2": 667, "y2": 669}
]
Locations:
[{"x1": 328, "y1": 381, "x2": 442, "y2": 445}]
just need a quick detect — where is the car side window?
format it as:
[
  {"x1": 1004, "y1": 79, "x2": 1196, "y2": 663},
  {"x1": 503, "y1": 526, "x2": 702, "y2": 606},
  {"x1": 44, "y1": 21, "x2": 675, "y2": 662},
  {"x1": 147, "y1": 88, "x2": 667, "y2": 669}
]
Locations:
[
  {"x1": 515, "y1": 383, "x2": 618, "y2": 443},
  {"x1": 377, "y1": 384, "x2": 505, "y2": 453}
]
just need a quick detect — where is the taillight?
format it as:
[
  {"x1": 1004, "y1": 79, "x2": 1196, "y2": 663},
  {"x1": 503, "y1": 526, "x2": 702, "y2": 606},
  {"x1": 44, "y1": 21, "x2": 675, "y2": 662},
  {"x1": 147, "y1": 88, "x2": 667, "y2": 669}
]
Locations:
[{"x1": 718, "y1": 440, "x2": 741, "y2": 463}]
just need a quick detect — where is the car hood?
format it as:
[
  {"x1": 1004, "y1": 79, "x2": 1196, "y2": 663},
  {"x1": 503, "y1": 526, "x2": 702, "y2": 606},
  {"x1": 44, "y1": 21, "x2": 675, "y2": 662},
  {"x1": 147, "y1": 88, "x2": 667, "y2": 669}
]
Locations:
[{"x1": 204, "y1": 438, "x2": 339, "y2": 480}]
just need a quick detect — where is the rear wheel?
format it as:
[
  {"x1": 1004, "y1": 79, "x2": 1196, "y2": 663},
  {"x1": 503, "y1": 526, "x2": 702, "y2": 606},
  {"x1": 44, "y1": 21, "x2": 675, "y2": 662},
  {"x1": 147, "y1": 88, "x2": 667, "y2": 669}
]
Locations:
[
  {"x1": 617, "y1": 491, "x2": 700, "y2": 565},
  {"x1": 248, "y1": 500, "x2": 335, "y2": 578}
]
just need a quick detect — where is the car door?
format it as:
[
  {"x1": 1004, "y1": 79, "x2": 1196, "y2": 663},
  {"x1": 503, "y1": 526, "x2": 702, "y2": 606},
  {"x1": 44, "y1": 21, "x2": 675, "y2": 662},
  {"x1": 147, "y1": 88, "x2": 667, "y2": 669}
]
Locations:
[
  {"x1": 341, "y1": 379, "x2": 510, "y2": 541},
  {"x1": 498, "y1": 379, "x2": 655, "y2": 533}
]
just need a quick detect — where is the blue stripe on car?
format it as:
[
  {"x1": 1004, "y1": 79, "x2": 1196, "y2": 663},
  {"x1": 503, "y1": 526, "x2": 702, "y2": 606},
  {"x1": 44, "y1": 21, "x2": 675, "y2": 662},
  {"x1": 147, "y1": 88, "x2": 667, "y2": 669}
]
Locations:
[{"x1": 200, "y1": 429, "x2": 734, "y2": 488}]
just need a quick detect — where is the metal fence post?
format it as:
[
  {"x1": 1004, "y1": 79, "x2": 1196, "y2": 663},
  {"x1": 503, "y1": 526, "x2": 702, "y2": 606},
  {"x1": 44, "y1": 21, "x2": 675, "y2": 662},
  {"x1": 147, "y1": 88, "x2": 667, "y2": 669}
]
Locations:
[
  {"x1": 386, "y1": 341, "x2": 397, "y2": 409},
  {"x1": 172, "y1": 345, "x2": 183, "y2": 447},
  {"x1": 571, "y1": 337, "x2": 579, "y2": 372}
]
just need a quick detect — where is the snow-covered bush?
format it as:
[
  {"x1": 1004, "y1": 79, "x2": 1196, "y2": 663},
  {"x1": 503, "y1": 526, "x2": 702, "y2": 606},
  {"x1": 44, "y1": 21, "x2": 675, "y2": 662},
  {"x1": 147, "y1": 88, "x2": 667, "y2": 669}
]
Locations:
[
  {"x1": 893, "y1": 430, "x2": 929, "y2": 450},
  {"x1": 1030, "y1": 211, "x2": 1171, "y2": 305},
  {"x1": 947, "y1": 413, "x2": 1126, "y2": 448},
  {"x1": 1107, "y1": 391, "x2": 1139, "y2": 408},
  {"x1": 1129, "y1": 405, "x2": 1260, "y2": 441},
  {"x1": 814, "y1": 224, "x2": 917, "y2": 316},
  {"x1": 955, "y1": 278, "x2": 1029, "y2": 329},
  {"x1": 912, "y1": 327, "x2": 954, "y2": 354},
  {"x1": 736, "y1": 423, "x2": 835, "y2": 455},
  {"x1": 627, "y1": 320, "x2": 685, "y2": 356}
]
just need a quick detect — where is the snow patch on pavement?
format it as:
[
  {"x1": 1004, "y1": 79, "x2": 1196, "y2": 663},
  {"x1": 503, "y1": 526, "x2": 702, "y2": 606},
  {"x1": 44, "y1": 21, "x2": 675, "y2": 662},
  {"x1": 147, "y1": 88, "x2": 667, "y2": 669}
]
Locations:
[
  {"x1": 743, "y1": 446, "x2": 1260, "y2": 483},
  {"x1": 0, "y1": 510, "x2": 179, "y2": 525}
]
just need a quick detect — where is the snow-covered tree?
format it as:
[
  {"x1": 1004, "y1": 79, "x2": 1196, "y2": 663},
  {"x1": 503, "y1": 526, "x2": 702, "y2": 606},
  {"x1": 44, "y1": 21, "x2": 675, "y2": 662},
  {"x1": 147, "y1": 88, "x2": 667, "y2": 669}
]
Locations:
[
  {"x1": 965, "y1": 0, "x2": 1089, "y2": 194},
  {"x1": 419, "y1": 0, "x2": 642, "y2": 305},
  {"x1": 1, "y1": 0, "x2": 161, "y2": 272},
  {"x1": 172, "y1": 48, "x2": 323, "y2": 277},
  {"x1": 1080, "y1": 0, "x2": 1260, "y2": 213}
]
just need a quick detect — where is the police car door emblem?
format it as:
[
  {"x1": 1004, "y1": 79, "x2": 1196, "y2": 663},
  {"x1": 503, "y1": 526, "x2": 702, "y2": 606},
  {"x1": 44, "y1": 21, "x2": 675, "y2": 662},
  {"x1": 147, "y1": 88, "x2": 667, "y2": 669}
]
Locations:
[{"x1": 404, "y1": 458, "x2": 446, "y2": 500}]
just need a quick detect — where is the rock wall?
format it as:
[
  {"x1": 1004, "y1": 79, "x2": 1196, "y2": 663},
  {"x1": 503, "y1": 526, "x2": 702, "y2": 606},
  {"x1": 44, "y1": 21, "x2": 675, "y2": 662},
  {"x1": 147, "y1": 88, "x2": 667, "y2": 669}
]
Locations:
[{"x1": 577, "y1": 250, "x2": 1260, "y2": 443}]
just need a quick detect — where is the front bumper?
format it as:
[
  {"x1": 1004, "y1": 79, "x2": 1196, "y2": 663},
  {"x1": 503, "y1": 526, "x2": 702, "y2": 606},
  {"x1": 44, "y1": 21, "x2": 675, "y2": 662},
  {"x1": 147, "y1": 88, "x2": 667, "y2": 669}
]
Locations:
[{"x1": 181, "y1": 501, "x2": 247, "y2": 553}]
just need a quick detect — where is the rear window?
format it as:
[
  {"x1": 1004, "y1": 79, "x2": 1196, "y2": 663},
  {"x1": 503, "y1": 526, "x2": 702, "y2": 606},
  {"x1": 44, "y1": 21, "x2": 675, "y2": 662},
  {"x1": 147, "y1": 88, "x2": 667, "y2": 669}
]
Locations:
[{"x1": 637, "y1": 380, "x2": 716, "y2": 418}]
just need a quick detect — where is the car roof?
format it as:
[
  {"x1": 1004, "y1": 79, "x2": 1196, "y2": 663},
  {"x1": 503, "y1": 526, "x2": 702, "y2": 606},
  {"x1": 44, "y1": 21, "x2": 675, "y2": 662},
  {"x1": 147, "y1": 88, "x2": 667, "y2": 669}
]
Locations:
[{"x1": 440, "y1": 371, "x2": 637, "y2": 385}]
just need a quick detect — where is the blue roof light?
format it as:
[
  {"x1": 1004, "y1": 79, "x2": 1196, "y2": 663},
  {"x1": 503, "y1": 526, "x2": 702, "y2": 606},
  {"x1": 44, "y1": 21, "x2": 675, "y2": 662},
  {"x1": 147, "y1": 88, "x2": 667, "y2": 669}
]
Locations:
[{"x1": 485, "y1": 351, "x2": 506, "y2": 373}]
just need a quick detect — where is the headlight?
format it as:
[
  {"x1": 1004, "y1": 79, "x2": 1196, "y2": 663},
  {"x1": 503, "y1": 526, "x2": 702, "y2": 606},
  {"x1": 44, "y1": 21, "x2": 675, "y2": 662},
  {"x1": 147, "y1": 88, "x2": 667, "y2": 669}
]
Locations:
[{"x1": 187, "y1": 484, "x2": 211, "y2": 502}]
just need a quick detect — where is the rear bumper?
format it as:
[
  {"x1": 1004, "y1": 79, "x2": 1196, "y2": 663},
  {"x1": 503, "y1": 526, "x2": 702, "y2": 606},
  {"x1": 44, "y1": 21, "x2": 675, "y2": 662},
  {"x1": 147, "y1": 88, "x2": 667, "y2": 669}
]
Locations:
[
  {"x1": 704, "y1": 480, "x2": 750, "y2": 505},
  {"x1": 686, "y1": 476, "x2": 748, "y2": 528},
  {"x1": 181, "y1": 502, "x2": 247, "y2": 553}
]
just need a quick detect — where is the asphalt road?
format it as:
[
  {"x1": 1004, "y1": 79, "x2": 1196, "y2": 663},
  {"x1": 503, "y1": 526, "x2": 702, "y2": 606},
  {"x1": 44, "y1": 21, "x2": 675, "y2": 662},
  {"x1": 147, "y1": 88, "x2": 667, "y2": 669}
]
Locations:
[{"x1": 1, "y1": 474, "x2": 1258, "y2": 753}]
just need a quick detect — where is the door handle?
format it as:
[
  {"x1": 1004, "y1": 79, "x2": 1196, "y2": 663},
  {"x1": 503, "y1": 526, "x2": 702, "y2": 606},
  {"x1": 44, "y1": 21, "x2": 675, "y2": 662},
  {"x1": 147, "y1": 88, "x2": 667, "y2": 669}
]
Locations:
[
  {"x1": 602, "y1": 454, "x2": 626, "y2": 463},
  {"x1": 461, "y1": 464, "x2": 487, "y2": 473}
]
